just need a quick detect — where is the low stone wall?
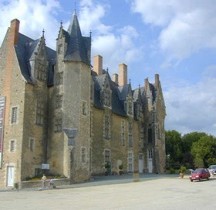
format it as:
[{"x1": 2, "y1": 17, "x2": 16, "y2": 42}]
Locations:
[{"x1": 21, "y1": 178, "x2": 70, "y2": 189}]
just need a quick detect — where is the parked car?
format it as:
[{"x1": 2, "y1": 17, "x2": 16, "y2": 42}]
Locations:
[
  {"x1": 189, "y1": 168, "x2": 210, "y2": 182},
  {"x1": 208, "y1": 165, "x2": 216, "y2": 175}
]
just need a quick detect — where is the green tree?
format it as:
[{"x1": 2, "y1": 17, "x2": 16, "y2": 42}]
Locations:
[
  {"x1": 165, "y1": 130, "x2": 183, "y2": 169},
  {"x1": 181, "y1": 132, "x2": 207, "y2": 168},
  {"x1": 191, "y1": 135, "x2": 216, "y2": 168}
]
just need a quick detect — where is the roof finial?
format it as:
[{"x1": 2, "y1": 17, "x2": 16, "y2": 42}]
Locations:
[
  {"x1": 42, "y1": 29, "x2": 45, "y2": 38},
  {"x1": 60, "y1": 20, "x2": 63, "y2": 28},
  {"x1": 129, "y1": 79, "x2": 131, "y2": 84},
  {"x1": 74, "y1": 0, "x2": 77, "y2": 15}
]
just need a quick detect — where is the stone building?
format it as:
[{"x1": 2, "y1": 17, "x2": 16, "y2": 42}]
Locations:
[{"x1": 0, "y1": 13, "x2": 166, "y2": 188}]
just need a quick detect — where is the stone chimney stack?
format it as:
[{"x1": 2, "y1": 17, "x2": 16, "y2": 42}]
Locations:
[
  {"x1": 155, "y1": 74, "x2": 160, "y2": 88},
  {"x1": 93, "y1": 55, "x2": 103, "y2": 75},
  {"x1": 118, "y1": 63, "x2": 127, "y2": 86},
  {"x1": 144, "y1": 78, "x2": 149, "y2": 91},
  {"x1": 10, "y1": 19, "x2": 20, "y2": 45},
  {"x1": 112, "y1": 73, "x2": 118, "y2": 84}
]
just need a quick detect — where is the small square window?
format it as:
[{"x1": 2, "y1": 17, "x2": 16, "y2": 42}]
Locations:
[
  {"x1": 82, "y1": 101, "x2": 87, "y2": 115},
  {"x1": 10, "y1": 140, "x2": 15, "y2": 152},
  {"x1": 11, "y1": 107, "x2": 18, "y2": 124},
  {"x1": 29, "y1": 138, "x2": 34, "y2": 151},
  {"x1": 81, "y1": 147, "x2": 86, "y2": 163}
]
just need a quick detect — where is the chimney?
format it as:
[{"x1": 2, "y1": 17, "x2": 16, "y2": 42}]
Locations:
[
  {"x1": 93, "y1": 55, "x2": 103, "y2": 75},
  {"x1": 144, "y1": 78, "x2": 149, "y2": 91},
  {"x1": 112, "y1": 73, "x2": 118, "y2": 84},
  {"x1": 155, "y1": 74, "x2": 160, "y2": 88},
  {"x1": 118, "y1": 63, "x2": 127, "y2": 86},
  {"x1": 10, "y1": 19, "x2": 20, "y2": 45}
]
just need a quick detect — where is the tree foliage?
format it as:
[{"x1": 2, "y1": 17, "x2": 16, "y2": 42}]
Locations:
[
  {"x1": 165, "y1": 130, "x2": 183, "y2": 169},
  {"x1": 191, "y1": 135, "x2": 216, "y2": 168},
  {"x1": 165, "y1": 130, "x2": 216, "y2": 170}
]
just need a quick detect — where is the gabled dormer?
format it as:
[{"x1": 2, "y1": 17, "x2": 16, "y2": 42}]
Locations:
[
  {"x1": 56, "y1": 22, "x2": 67, "y2": 58},
  {"x1": 125, "y1": 84, "x2": 133, "y2": 116},
  {"x1": 133, "y1": 86, "x2": 143, "y2": 120},
  {"x1": 118, "y1": 84, "x2": 133, "y2": 117},
  {"x1": 154, "y1": 74, "x2": 166, "y2": 119},
  {"x1": 29, "y1": 31, "x2": 48, "y2": 84},
  {"x1": 100, "y1": 73, "x2": 112, "y2": 108},
  {"x1": 144, "y1": 78, "x2": 155, "y2": 112}
]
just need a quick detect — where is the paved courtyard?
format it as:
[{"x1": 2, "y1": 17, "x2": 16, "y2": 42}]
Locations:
[{"x1": 1, "y1": 174, "x2": 216, "y2": 210}]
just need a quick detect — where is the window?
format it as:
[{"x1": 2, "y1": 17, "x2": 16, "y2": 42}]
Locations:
[
  {"x1": 128, "y1": 151, "x2": 133, "y2": 172},
  {"x1": 128, "y1": 121, "x2": 133, "y2": 147},
  {"x1": 10, "y1": 140, "x2": 15, "y2": 152},
  {"x1": 55, "y1": 95, "x2": 63, "y2": 109},
  {"x1": 148, "y1": 149, "x2": 153, "y2": 159},
  {"x1": 104, "y1": 113, "x2": 110, "y2": 140},
  {"x1": 54, "y1": 118, "x2": 62, "y2": 132},
  {"x1": 82, "y1": 101, "x2": 87, "y2": 115},
  {"x1": 57, "y1": 44, "x2": 62, "y2": 54},
  {"x1": 128, "y1": 101, "x2": 133, "y2": 115},
  {"x1": 121, "y1": 120, "x2": 125, "y2": 146},
  {"x1": 81, "y1": 147, "x2": 86, "y2": 163},
  {"x1": 148, "y1": 128, "x2": 152, "y2": 143},
  {"x1": 37, "y1": 63, "x2": 46, "y2": 81},
  {"x1": 11, "y1": 107, "x2": 18, "y2": 124},
  {"x1": 104, "y1": 89, "x2": 111, "y2": 107},
  {"x1": 35, "y1": 168, "x2": 42, "y2": 177},
  {"x1": 29, "y1": 138, "x2": 34, "y2": 151},
  {"x1": 104, "y1": 149, "x2": 111, "y2": 163},
  {"x1": 36, "y1": 100, "x2": 44, "y2": 125}
]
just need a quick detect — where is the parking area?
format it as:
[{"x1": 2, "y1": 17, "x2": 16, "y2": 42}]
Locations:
[{"x1": 1, "y1": 174, "x2": 216, "y2": 210}]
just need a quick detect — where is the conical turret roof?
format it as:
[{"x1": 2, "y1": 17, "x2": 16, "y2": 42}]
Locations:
[{"x1": 64, "y1": 13, "x2": 91, "y2": 64}]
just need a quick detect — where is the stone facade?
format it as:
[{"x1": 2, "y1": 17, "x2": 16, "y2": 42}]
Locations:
[{"x1": 0, "y1": 14, "x2": 166, "y2": 189}]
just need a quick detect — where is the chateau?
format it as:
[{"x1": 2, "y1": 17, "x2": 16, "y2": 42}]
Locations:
[{"x1": 0, "y1": 13, "x2": 166, "y2": 188}]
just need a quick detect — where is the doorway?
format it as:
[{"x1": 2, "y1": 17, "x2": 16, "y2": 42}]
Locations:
[
  {"x1": 138, "y1": 154, "x2": 144, "y2": 173},
  {"x1": 7, "y1": 166, "x2": 15, "y2": 187}
]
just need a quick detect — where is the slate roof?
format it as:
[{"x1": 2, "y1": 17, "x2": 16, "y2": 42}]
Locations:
[
  {"x1": 92, "y1": 70, "x2": 157, "y2": 117},
  {"x1": 92, "y1": 72, "x2": 128, "y2": 117},
  {"x1": 64, "y1": 14, "x2": 91, "y2": 65},
  {"x1": 14, "y1": 33, "x2": 56, "y2": 85},
  {"x1": 15, "y1": 34, "x2": 36, "y2": 83}
]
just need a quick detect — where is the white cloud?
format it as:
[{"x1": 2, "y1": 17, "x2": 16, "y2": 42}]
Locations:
[
  {"x1": 0, "y1": 0, "x2": 61, "y2": 49},
  {"x1": 77, "y1": 0, "x2": 143, "y2": 73},
  {"x1": 0, "y1": 0, "x2": 143, "y2": 73},
  {"x1": 131, "y1": 0, "x2": 216, "y2": 62},
  {"x1": 164, "y1": 76, "x2": 216, "y2": 136},
  {"x1": 91, "y1": 26, "x2": 142, "y2": 72}
]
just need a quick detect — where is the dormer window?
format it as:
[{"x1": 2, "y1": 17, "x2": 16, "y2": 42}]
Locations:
[
  {"x1": 101, "y1": 82, "x2": 112, "y2": 108},
  {"x1": 126, "y1": 97, "x2": 133, "y2": 116},
  {"x1": 37, "y1": 62, "x2": 46, "y2": 81},
  {"x1": 128, "y1": 100, "x2": 133, "y2": 115},
  {"x1": 135, "y1": 103, "x2": 142, "y2": 120},
  {"x1": 103, "y1": 89, "x2": 111, "y2": 107}
]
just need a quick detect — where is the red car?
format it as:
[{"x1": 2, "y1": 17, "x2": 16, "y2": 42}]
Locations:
[{"x1": 190, "y1": 168, "x2": 210, "y2": 182}]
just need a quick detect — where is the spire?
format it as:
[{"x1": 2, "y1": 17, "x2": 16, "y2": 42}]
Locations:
[
  {"x1": 64, "y1": 13, "x2": 91, "y2": 65},
  {"x1": 67, "y1": 13, "x2": 82, "y2": 37}
]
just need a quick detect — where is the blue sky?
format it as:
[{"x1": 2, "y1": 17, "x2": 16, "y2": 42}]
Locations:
[{"x1": 0, "y1": 0, "x2": 216, "y2": 136}]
